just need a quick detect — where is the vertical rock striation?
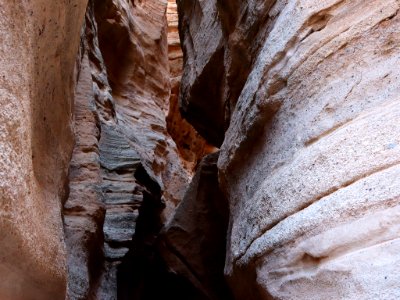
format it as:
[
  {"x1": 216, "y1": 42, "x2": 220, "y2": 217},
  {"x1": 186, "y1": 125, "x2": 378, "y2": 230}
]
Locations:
[
  {"x1": 178, "y1": 0, "x2": 400, "y2": 299},
  {"x1": 63, "y1": 3, "x2": 111, "y2": 297}
]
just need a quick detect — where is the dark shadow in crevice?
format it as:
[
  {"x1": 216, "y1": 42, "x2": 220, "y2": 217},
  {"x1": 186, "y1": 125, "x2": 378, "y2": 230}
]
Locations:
[{"x1": 116, "y1": 165, "x2": 205, "y2": 300}]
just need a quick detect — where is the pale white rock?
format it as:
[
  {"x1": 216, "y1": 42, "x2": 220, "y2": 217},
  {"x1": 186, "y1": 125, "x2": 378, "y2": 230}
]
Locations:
[{"x1": 212, "y1": 0, "x2": 400, "y2": 298}]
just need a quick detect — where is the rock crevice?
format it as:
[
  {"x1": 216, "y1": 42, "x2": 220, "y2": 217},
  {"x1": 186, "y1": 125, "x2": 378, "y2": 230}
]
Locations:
[
  {"x1": 176, "y1": 0, "x2": 400, "y2": 299},
  {"x1": 2, "y1": 0, "x2": 400, "y2": 299}
]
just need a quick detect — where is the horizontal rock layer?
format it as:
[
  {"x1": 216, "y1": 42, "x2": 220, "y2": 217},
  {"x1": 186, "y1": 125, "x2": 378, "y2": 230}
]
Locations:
[
  {"x1": 64, "y1": 0, "x2": 193, "y2": 298},
  {"x1": 178, "y1": 0, "x2": 400, "y2": 299},
  {"x1": 166, "y1": 0, "x2": 211, "y2": 173},
  {"x1": 95, "y1": 0, "x2": 190, "y2": 220}
]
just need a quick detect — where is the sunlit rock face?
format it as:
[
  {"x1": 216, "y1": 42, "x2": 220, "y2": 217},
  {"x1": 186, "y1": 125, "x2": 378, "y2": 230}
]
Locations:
[
  {"x1": 178, "y1": 0, "x2": 400, "y2": 299},
  {"x1": 0, "y1": 0, "x2": 88, "y2": 299}
]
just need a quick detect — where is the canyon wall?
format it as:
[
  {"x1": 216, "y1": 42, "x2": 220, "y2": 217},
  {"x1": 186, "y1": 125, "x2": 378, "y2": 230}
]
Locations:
[
  {"x1": 0, "y1": 0, "x2": 200, "y2": 299},
  {"x1": 64, "y1": 0, "x2": 195, "y2": 298},
  {"x1": 2, "y1": 0, "x2": 400, "y2": 299},
  {"x1": 166, "y1": 0, "x2": 211, "y2": 172},
  {"x1": 0, "y1": 0, "x2": 88, "y2": 299},
  {"x1": 178, "y1": 0, "x2": 400, "y2": 299}
]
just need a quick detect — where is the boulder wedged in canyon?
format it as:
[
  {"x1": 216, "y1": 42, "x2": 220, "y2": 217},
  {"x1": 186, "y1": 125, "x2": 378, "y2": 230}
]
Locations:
[
  {"x1": 178, "y1": 0, "x2": 400, "y2": 299},
  {"x1": 159, "y1": 152, "x2": 233, "y2": 300},
  {"x1": 0, "y1": 0, "x2": 88, "y2": 299},
  {"x1": 177, "y1": 0, "x2": 226, "y2": 146}
]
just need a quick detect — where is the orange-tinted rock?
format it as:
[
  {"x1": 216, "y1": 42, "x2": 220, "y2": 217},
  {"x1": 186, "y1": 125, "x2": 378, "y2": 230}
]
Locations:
[{"x1": 166, "y1": 0, "x2": 210, "y2": 173}]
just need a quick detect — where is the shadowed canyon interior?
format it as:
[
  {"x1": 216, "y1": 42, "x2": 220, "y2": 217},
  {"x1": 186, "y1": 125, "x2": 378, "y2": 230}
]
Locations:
[{"x1": 0, "y1": 0, "x2": 399, "y2": 299}]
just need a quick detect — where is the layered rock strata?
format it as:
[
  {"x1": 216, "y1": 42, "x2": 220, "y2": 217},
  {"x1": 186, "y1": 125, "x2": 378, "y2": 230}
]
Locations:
[
  {"x1": 64, "y1": 0, "x2": 192, "y2": 298},
  {"x1": 166, "y1": 0, "x2": 211, "y2": 172},
  {"x1": 3, "y1": 0, "x2": 399, "y2": 299},
  {"x1": 178, "y1": 0, "x2": 400, "y2": 299},
  {"x1": 94, "y1": 0, "x2": 190, "y2": 218}
]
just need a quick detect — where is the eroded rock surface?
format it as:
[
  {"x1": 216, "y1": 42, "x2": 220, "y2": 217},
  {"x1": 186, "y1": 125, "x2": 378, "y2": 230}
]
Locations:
[
  {"x1": 159, "y1": 152, "x2": 232, "y2": 300},
  {"x1": 165, "y1": 0, "x2": 211, "y2": 173},
  {"x1": 177, "y1": 0, "x2": 277, "y2": 146},
  {"x1": 0, "y1": 1, "x2": 88, "y2": 299},
  {"x1": 0, "y1": 0, "x2": 211, "y2": 299},
  {"x1": 94, "y1": 0, "x2": 190, "y2": 220},
  {"x1": 178, "y1": 0, "x2": 400, "y2": 299},
  {"x1": 3, "y1": 0, "x2": 400, "y2": 299},
  {"x1": 64, "y1": 0, "x2": 192, "y2": 298}
]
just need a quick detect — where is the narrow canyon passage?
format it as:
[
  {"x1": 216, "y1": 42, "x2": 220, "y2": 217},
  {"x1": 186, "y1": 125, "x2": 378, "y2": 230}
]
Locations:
[
  {"x1": 1, "y1": 0, "x2": 400, "y2": 300},
  {"x1": 62, "y1": 0, "x2": 225, "y2": 299}
]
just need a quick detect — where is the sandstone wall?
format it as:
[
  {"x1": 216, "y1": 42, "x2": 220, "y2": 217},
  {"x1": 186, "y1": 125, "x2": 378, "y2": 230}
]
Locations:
[
  {"x1": 94, "y1": 0, "x2": 190, "y2": 218},
  {"x1": 0, "y1": 0, "x2": 195, "y2": 299},
  {"x1": 165, "y1": 0, "x2": 210, "y2": 173},
  {"x1": 3, "y1": 0, "x2": 399, "y2": 298},
  {"x1": 178, "y1": 0, "x2": 400, "y2": 299},
  {"x1": 0, "y1": 0, "x2": 88, "y2": 299},
  {"x1": 63, "y1": 0, "x2": 192, "y2": 298}
]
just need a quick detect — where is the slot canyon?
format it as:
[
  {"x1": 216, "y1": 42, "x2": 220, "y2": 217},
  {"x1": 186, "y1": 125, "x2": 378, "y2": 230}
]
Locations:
[{"x1": 1, "y1": 0, "x2": 400, "y2": 299}]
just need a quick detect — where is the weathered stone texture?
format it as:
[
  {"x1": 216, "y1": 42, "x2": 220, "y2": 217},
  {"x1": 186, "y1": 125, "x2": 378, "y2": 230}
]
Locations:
[
  {"x1": 4, "y1": 0, "x2": 400, "y2": 298},
  {"x1": 0, "y1": 0, "x2": 88, "y2": 299},
  {"x1": 178, "y1": 0, "x2": 400, "y2": 299},
  {"x1": 177, "y1": 0, "x2": 276, "y2": 146},
  {"x1": 159, "y1": 152, "x2": 232, "y2": 300},
  {"x1": 94, "y1": 0, "x2": 190, "y2": 219},
  {"x1": 63, "y1": 0, "x2": 192, "y2": 298},
  {"x1": 166, "y1": 0, "x2": 210, "y2": 173},
  {"x1": 63, "y1": 4, "x2": 109, "y2": 298}
]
